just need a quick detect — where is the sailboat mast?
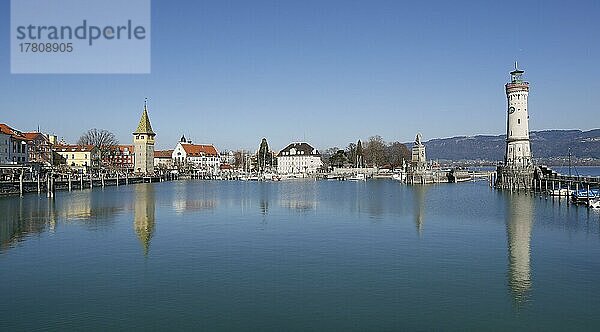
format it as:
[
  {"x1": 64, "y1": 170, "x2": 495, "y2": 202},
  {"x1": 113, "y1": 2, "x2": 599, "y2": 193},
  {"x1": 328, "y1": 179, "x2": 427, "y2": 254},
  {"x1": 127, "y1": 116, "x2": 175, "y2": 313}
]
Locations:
[{"x1": 568, "y1": 148, "x2": 572, "y2": 177}]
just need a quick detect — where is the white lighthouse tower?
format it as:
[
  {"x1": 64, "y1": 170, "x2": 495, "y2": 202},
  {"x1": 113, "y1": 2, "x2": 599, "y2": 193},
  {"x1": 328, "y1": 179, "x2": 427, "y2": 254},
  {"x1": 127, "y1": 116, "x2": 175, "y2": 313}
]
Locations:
[
  {"x1": 496, "y1": 63, "x2": 535, "y2": 190},
  {"x1": 505, "y1": 62, "x2": 532, "y2": 168}
]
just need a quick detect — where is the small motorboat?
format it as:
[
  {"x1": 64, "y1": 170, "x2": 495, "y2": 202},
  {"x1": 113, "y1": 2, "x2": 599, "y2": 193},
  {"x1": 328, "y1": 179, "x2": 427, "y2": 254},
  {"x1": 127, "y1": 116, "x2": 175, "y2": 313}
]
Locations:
[
  {"x1": 571, "y1": 189, "x2": 600, "y2": 203},
  {"x1": 348, "y1": 173, "x2": 366, "y2": 181},
  {"x1": 392, "y1": 173, "x2": 405, "y2": 181}
]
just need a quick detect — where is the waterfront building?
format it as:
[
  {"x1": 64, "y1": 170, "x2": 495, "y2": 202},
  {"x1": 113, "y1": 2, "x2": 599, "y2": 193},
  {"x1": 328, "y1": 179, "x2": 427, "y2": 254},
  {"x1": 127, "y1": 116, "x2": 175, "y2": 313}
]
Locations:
[
  {"x1": 496, "y1": 63, "x2": 535, "y2": 189},
  {"x1": 23, "y1": 132, "x2": 54, "y2": 166},
  {"x1": 53, "y1": 144, "x2": 100, "y2": 173},
  {"x1": 172, "y1": 137, "x2": 220, "y2": 173},
  {"x1": 133, "y1": 100, "x2": 156, "y2": 175},
  {"x1": 0, "y1": 129, "x2": 11, "y2": 164},
  {"x1": 219, "y1": 150, "x2": 236, "y2": 165},
  {"x1": 103, "y1": 145, "x2": 135, "y2": 172},
  {"x1": 276, "y1": 142, "x2": 323, "y2": 175},
  {"x1": 154, "y1": 150, "x2": 174, "y2": 169},
  {"x1": 0, "y1": 123, "x2": 29, "y2": 164}
]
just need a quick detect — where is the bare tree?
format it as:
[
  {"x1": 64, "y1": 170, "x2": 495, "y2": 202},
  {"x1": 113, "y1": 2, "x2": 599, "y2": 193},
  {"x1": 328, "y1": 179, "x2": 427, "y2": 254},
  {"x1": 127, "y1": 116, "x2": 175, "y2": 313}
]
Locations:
[
  {"x1": 364, "y1": 135, "x2": 386, "y2": 167},
  {"x1": 321, "y1": 147, "x2": 338, "y2": 168},
  {"x1": 78, "y1": 129, "x2": 118, "y2": 148},
  {"x1": 77, "y1": 128, "x2": 119, "y2": 162},
  {"x1": 385, "y1": 141, "x2": 411, "y2": 167}
]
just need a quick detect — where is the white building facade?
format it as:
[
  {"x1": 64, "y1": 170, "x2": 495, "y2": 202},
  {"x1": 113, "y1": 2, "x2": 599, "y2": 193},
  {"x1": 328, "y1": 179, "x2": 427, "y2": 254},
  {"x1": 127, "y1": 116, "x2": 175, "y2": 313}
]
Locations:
[
  {"x1": 0, "y1": 124, "x2": 29, "y2": 164},
  {"x1": 276, "y1": 142, "x2": 323, "y2": 174},
  {"x1": 172, "y1": 141, "x2": 221, "y2": 173},
  {"x1": 0, "y1": 131, "x2": 10, "y2": 164},
  {"x1": 219, "y1": 150, "x2": 236, "y2": 165}
]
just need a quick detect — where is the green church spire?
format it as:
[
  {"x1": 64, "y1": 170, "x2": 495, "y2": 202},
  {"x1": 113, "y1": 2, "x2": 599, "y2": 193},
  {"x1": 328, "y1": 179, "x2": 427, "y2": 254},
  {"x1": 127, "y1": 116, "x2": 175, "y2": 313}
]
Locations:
[{"x1": 133, "y1": 98, "x2": 155, "y2": 135}]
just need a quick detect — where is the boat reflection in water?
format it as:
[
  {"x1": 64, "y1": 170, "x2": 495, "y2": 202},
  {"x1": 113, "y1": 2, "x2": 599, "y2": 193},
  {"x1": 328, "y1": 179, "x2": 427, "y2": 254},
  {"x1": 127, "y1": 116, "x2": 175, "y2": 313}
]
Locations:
[
  {"x1": 506, "y1": 194, "x2": 534, "y2": 304},
  {"x1": 134, "y1": 183, "x2": 155, "y2": 256}
]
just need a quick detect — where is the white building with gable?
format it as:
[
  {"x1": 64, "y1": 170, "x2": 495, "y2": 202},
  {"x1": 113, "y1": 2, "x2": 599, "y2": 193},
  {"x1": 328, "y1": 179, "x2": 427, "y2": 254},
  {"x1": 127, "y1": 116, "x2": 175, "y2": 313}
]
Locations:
[{"x1": 276, "y1": 142, "x2": 323, "y2": 174}]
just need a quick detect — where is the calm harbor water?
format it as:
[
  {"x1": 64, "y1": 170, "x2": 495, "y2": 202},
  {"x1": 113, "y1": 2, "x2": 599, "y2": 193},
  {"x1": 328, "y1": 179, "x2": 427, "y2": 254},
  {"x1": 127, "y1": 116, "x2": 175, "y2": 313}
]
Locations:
[{"x1": 2, "y1": 176, "x2": 600, "y2": 330}]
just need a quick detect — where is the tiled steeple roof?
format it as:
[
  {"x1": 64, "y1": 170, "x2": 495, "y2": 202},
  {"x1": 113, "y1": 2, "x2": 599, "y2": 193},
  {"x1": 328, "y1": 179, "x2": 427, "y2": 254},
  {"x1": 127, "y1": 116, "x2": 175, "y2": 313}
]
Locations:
[{"x1": 133, "y1": 100, "x2": 155, "y2": 135}]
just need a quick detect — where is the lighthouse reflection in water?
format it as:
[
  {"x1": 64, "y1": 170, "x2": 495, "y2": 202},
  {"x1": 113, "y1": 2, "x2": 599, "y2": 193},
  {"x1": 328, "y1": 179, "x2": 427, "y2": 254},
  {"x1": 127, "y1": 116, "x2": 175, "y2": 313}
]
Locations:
[
  {"x1": 2, "y1": 180, "x2": 600, "y2": 330},
  {"x1": 506, "y1": 193, "x2": 534, "y2": 303}
]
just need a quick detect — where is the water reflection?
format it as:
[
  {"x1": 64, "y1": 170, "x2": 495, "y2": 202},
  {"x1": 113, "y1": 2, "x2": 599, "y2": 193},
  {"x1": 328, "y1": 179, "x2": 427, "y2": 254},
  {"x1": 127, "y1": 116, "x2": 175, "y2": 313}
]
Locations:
[
  {"x1": 279, "y1": 181, "x2": 317, "y2": 211},
  {"x1": 0, "y1": 197, "x2": 55, "y2": 251},
  {"x1": 58, "y1": 194, "x2": 92, "y2": 220},
  {"x1": 171, "y1": 182, "x2": 216, "y2": 214},
  {"x1": 413, "y1": 186, "x2": 427, "y2": 236},
  {"x1": 259, "y1": 184, "x2": 270, "y2": 216},
  {"x1": 506, "y1": 194, "x2": 534, "y2": 304},
  {"x1": 134, "y1": 184, "x2": 155, "y2": 256}
]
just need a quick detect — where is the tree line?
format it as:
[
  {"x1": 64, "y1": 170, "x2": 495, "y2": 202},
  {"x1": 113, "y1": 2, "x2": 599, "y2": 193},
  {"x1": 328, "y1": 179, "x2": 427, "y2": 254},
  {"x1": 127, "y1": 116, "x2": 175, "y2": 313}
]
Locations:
[{"x1": 322, "y1": 135, "x2": 411, "y2": 169}]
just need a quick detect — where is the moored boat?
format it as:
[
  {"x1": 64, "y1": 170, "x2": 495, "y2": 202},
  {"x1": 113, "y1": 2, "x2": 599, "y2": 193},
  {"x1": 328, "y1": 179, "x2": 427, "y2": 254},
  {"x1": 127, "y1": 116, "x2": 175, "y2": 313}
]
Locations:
[
  {"x1": 348, "y1": 173, "x2": 366, "y2": 181},
  {"x1": 392, "y1": 173, "x2": 405, "y2": 182},
  {"x1": 571, "y1": 189, "x2": 600, "y2": 203},
  {"x1": 549, "y1": 188, "x2": 573, "y2": 196}
]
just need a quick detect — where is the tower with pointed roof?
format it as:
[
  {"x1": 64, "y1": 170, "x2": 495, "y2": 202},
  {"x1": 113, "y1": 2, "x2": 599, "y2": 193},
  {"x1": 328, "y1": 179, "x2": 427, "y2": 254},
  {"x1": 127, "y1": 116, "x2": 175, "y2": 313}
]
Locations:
[{"x1": 133, "y1": 99, "x2": 155, "y2": 174}]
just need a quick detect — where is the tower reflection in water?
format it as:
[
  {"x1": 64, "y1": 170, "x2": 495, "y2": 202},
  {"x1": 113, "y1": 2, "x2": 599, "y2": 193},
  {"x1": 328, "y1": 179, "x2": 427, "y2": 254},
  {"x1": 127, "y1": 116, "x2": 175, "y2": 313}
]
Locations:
[
  {"x1": 134, "y1": 183, "x2": 155, "y2": 256},
  {"x1": 413, "y1": 186, "x2": 427, "y2": 236},
  {"x1": 505, "y1": 194, "x2": 534, "y2": 304}
]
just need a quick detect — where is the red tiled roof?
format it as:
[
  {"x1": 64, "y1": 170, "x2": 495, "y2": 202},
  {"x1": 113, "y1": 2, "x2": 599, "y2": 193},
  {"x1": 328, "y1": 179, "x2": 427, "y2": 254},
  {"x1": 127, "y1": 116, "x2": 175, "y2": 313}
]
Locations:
[
  {"x1": 53, "y1": 144, "x2": 97, "y2": 152},
  {"x1": 108, "y1": 145, "x2": 134, "y2": 153},
  {"x1": 0, "y1": 123, "x2": 27, "y2": 140},
  {"x1": 22, "y1": 132, "x2": 44, "y2": 140},
  {"x1": 154, "y1": 150, "x2": 173, "y2": 158},
  {"x1": 181, "y1": 143, "x2": 218, "y2": 156},
  {"x1": 0, "y1": 124, "x2": 13, "y2": 135}
]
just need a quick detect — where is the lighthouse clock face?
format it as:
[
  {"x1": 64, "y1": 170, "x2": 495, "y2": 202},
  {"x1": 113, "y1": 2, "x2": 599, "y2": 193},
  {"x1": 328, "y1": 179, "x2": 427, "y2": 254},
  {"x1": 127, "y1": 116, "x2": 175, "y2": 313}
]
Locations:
[{"x1": 509, "y1": 106, "x2": 516, "y2": 114}]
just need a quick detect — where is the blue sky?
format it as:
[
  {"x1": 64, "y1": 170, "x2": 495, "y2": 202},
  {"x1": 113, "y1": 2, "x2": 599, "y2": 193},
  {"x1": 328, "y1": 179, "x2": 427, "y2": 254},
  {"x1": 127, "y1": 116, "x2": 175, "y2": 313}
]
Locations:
[{"x1": 1, "y1": 0, "x2": 599, "y2": 151}]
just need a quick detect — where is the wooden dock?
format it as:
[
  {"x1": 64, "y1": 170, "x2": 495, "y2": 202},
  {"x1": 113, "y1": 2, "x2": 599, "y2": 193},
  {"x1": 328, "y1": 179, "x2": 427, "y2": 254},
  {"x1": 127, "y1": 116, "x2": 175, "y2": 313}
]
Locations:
[
  {"x1": 492, "y1": 165, "x2": 600, "y2": 208},
  {"x1": 0, "y1": 172, "x2": 174, "y2": 197}
]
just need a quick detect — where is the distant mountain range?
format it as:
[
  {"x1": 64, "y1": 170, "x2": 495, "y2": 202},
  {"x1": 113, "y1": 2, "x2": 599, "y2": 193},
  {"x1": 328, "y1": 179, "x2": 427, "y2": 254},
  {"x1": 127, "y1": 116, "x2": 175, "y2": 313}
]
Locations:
[{"x1": 411, "y1": 129, "x2": 600, "y2": 161}]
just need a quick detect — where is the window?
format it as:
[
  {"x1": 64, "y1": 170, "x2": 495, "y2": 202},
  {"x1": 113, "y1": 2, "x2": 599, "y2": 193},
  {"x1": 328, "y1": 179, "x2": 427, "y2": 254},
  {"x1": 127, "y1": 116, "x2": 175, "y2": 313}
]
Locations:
[{"x1": 517, "y1": 119, "x2": 521, "y2": 124}]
